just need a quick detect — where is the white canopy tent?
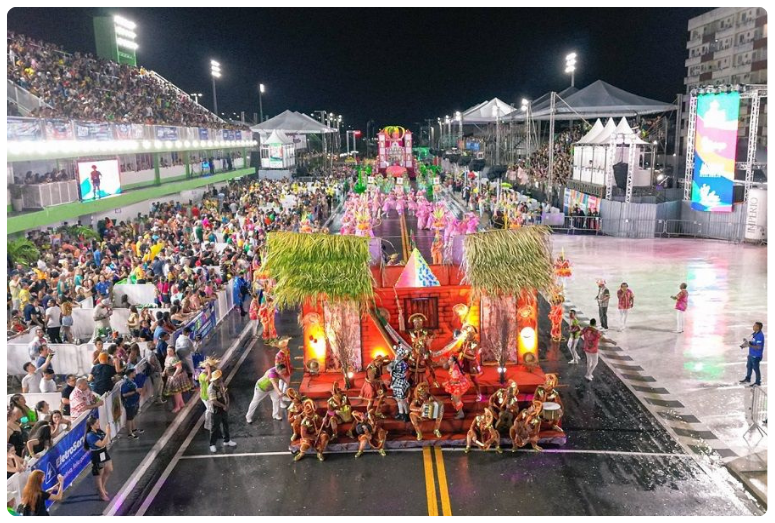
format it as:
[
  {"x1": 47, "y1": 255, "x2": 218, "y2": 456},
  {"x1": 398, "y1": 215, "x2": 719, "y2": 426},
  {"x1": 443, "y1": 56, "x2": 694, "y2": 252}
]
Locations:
[
  {"x1": 261, "y1": 130, "x2": 296, "y2": 169},
  {"x1": 462, "y1": 98, "x2": 516, "y2": 124},
  {"x1": 507, "y1": 80, "x2": 676, "y2": 122},
  {"x1": 250, "y1": 109, "x2": 335, "y2": 134},
  {"x1": 572, "y1": 117, "x2": 654, "y2": 201}
]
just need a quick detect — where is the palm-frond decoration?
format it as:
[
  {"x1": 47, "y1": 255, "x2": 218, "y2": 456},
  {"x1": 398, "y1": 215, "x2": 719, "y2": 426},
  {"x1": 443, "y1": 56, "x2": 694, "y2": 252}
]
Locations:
[
  {"x1": 8, "y1": 237, "x2": 41, "y2": 267},
  {"x1": 264, "y1": 232, "x2": 374, "y2": 309},
  {"x1": 461, "y1": 227, "x2": 554, "y2": 299}
]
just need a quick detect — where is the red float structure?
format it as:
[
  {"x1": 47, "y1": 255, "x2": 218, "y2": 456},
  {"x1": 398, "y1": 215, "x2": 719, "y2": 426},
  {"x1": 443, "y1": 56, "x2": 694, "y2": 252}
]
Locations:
[
  {"x1": 264, "y1": 227, "x2": 566, "y2": 451},
  {"x1": 377, "y1": 126, "x2": 415, "y2": 178}
]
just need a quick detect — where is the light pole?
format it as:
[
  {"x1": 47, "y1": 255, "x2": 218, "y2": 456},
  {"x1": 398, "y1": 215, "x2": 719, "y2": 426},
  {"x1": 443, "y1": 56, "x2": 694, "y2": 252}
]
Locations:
[
  {"x1": 492, "y1": 105, "x2": 501, "y2": 165},
  {"x1": 565, "y1": 52, "x2": 577, "y2": 88},
  {"x1": 190, "y1": 92, "x2": 203, "y2": 105},
  {"x1": 445, "y1": 115, "x2": 451, "y2": 148},
  {"x1": 521, "y1": 98, "x2": 531, "y2": 159},
  {"x1": 455, "y1": 111, "x2": 463, "y2": 148},
  {"x1": 210, "y1": 60, "x2": 221, "y2": 115},
  {"x1": 258, "y1": 83, "x2": 265, "y2": 123},
  {"x1": 437, "y1": 118, "x2": 443, "y2": 150}
]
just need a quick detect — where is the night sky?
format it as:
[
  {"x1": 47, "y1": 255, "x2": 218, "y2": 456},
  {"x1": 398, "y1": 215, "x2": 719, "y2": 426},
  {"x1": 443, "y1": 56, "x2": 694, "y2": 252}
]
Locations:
[{"x1": 8, "y1": 7, "x2": 712, "y2": 131}]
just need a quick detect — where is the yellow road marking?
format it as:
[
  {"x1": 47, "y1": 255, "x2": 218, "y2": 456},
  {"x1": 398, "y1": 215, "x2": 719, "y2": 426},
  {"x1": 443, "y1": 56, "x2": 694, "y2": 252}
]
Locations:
[
  {"x1": 434, "y1": 447, "x2": 453, "y2": 516},
  {"x1": 422, "y1": 446, "x2": 439, "y2": 516}
]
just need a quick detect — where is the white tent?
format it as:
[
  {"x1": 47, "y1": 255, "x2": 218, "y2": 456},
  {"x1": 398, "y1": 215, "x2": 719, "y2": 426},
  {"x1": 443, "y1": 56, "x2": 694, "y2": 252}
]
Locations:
[
  {"x1": 261, "y1": 130, "x2": 295, "y2": 169},
  {"x1": 572, "y1": 117, "x2": 653, "y2": 192},
  {"x1": 462, "y1": 98, "x2": 516, "y2": 123},
  {"x1": 250, "y1": 109, "x2": 335, "y2": 134},
  {"x1": 508, "y1": 80, "x2": 676, "y2": 122},
  {"x1": 576, "y1": 119, "x2": 605, "y2": 144}
]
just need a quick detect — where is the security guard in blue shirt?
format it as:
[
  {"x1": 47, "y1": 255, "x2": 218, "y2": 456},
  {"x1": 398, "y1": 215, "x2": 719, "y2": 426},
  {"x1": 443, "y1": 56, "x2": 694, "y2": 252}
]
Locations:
[{"x1": 740, "y1": 321, "x2": 765, "y2": 387}]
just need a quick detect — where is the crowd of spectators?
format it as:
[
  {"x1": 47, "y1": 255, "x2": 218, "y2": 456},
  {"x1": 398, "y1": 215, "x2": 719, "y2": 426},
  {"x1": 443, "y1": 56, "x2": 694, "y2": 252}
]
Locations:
[
  {"x1": 525, "y1": 126, "x2": 584, "y2": 185},
  {"x1": 7, "y1": 31, "x2": 247, "y2": 130},
  {"x1": 6, "y1": 173, "x2": 346, "y2": 485}
]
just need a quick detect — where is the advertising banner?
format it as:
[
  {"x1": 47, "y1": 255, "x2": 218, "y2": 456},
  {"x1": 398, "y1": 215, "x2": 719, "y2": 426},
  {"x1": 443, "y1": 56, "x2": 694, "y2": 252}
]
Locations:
[
  {"x1": 44, "y1": 119, "x2": 74, "y2": 140},
  {"x1": 75, "y1": 121, "x2": 112, "y2": 141},
  {"x1": 115, "y1": 123, "x2": 144, "y2": 140},
  {"x1": 199, "y1": 128, "x2": 210, "y2": 141},
  {"x1": 466, "y1": 141, "x2": 481, "y2": 151},
  {"x1": 7, "y1": 117, "x2": 43, "y2": 140},
  {"x1": 690, "y1": 92, "x2": 740, "y2": 212},
  {"x1": 235, "y1": 130, "x2": 242, "y2": 141},
  {"x1": 155, "y1": 126, "x2": 179, "y2": 141},
  {"x1": 563, "y1": 188, "x2": 600, "y2": 214},
  {"x1": 33, "y1": 414, "x2": 91, "y2": 507},
  {"x1": 222, "y1": 129, "x2": 235, "y2": 141}
]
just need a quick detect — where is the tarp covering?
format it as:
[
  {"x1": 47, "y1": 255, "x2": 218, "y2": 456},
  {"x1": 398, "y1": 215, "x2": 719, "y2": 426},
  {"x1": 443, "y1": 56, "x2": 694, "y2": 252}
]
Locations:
[
  {"x1": 576, "y1": 118, "x2": 605, "y2": 144},
  {"x1": 462, "y1": 98, "x2": 516, "y2": 123},
  {"x1": 508, "y1": 80, "x2": 676, "y2": 121},
  {"x1": 264, "y1": 130, "x2": 293, "y2": 145}
]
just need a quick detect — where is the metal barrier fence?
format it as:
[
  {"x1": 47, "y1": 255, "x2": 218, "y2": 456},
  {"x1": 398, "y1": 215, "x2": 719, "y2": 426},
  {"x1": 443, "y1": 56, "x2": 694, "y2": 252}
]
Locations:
[
  {"x1": 661, "y1": 219, "x2": 745, "y2": 242},
  {"x1": 745, "y1": 386, "x2": 767, "y2": 437},
  {"x1": 548, "y1": 216, "x2": 603, "y2": 235}
]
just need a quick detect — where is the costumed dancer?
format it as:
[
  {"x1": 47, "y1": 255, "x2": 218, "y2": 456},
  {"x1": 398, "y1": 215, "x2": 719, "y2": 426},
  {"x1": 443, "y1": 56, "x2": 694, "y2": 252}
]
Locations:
[
  {"x1": 443, "y1": 355, "x2": 471, "y2": 419},
  {"x1": 382, "y1": 193, "x2": 395, "y2": 217},
  {"x1": 326, "y1": 381, "x2": 354, "y2": 440},
  {"x1": 408, "y1": 313, "x2": 438, "y2": 387},
  {"x1": 294, "y1": 398, "x2": 329, "y2": 462},
  {"x1": 407, "y1": 191, "x2": 418, "y2": 216},
  {"x1": 567, "y1": 310, "x2": 581, "y2": 364},
  {"x1": 465, "y1": 212, "x2": 479, "y2": 234},
  {"x1": 408, "y1": 382, "x2": 443, "y2": 440},
  {"x1": 465, "y1": 407, "x2": 502, "y2": 453},
  {"x1": 458, "y1": 325, "x2": 483, "y2": 401},
  {"x1": 352, "y1": 409, "x2": 387, "y2": 458},
  {"x1": 258, "y1": 295, "x2": 277, "y2": 341},
  {"x1": 359, "y1": 355, "x2": 388, "y2": 415},
  {"x1": 533, "y1": 373, "x2": 563, "y2": 433},
  {"x1": 431, "y1": 231, "x2": 444, "y2": 265},
  {"x1": 510, "y1": 400, "x2": 543, "y2": 452},
  {"x1": 286, "y1": 387, "x2": 305, "y2": 443},
  {"x1": 548, "y1": 284, "x2": 564, "y2": 342},
  {"x1": 389, "y1": 347, "x2": 411, "y2": 422},
  {"x1": 270, "y1": 336, "x2": 293, "y2": 396},
  {"x1": 488, "y1": 380, "x2": 520, "y2": 433},
  {"x1": 395, "y1": 194, "x2": 405, "y2": 216}
]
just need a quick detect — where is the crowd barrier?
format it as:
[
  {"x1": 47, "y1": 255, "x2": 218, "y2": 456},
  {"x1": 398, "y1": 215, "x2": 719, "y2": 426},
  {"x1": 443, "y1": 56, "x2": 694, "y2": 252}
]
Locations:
[{"x1": 112, "y1": 283, "x2": 158, "y2": 307}]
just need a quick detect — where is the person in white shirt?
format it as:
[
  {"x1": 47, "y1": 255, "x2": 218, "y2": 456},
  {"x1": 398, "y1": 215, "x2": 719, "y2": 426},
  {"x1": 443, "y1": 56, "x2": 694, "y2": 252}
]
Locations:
[
  {"x1": 28, "y1": 328, "x2": 46, "y2": 361},
  {"x1": 21, "y1": 353, "x2": 53, "y2": 393},
  {"x1": 45, "y1": 300, "x2": 63, "y2": 344},
  {"x1": 39, "y1": 368, "x2": 58, "y2": 393}
]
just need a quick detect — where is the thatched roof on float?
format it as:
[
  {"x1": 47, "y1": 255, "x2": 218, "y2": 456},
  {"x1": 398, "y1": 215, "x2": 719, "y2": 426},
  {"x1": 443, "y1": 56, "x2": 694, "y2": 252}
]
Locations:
[
  {"x1": 462, "y1": 227, "x2": 554, "y2": 298},
  {"x1": 264, "y1": 232, "x2": 374, "y2": 309}
]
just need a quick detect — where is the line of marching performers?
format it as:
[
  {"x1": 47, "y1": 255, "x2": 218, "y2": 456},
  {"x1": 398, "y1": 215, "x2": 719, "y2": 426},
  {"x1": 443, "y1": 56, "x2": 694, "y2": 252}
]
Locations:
[{"x1": 285, "y1": 313, "x2": 565, "y2": 461}]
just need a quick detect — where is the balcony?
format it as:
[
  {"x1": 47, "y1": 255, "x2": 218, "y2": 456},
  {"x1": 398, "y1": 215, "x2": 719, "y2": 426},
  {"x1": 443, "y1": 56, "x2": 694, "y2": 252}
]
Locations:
[
  {"x1": 735, "y1": 41, "x2": 754, "y2": 53},
  {"x1": 686, "y1": 36, "x2": 703, "y2": 49},
  {"x1": 685, "y1": 55, "x2": 702, "y2": 67}
]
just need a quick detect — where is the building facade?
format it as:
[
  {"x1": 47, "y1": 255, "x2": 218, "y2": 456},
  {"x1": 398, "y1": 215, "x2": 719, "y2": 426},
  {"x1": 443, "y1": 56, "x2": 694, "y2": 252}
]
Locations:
[{"x1": 679, "y1": 7, "x2": 767, "y2": 177}]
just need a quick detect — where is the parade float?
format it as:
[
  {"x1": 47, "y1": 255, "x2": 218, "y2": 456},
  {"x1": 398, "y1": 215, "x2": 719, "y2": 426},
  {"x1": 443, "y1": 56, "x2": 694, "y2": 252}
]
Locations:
[
  {"x1": 377, "y1": 125, "x2": 416, "y2": 178},
  {"x1": 265, "y1": 225, "x2": 567, "y2": 452}
]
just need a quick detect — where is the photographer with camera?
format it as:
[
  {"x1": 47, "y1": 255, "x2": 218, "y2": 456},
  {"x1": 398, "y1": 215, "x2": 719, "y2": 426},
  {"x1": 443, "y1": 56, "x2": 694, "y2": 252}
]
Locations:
[{"x1": 739, "y1": 321, "x2": 765, "y2": 387}]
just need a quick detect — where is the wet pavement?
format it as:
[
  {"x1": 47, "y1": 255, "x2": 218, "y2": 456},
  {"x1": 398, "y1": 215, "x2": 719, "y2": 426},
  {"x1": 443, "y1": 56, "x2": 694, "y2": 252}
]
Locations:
[
  {"x1": 139, "y1": 301, "x2": 762, "y2": 516},
  {"x1": 55, "y1": 199, "x2": 765, "y2": 516},
  {"x1": 551, "y1": 234, "x2": 768, "y2": 463}
]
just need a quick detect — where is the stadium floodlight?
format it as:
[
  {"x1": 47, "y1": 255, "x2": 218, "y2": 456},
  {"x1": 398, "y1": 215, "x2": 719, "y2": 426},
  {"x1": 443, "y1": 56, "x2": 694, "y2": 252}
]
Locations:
[
  {"x1": 210, "y1": 61, "x2": 221, "y2": 114},
  {"x1": 565, "y1": 52, "x2": 577, "y2": 87},
  {"x1": 113, "y1": 15, "x2": 136, "y2": 29}
]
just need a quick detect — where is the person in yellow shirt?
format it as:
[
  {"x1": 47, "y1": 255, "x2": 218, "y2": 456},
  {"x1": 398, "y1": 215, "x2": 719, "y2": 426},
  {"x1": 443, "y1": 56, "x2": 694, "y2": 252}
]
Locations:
[{"x1": 18, "y1": 284, "x2": 32, "y2": 310}]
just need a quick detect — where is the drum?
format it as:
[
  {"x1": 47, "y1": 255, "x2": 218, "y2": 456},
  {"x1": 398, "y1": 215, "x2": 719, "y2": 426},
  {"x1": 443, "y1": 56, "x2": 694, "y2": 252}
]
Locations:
[
  {"x1": 541, "y1": 402, "x2": 562, "y2": 421},
  {"x1": 421, "y1": 401, "x2": 442, "y2": 420}
]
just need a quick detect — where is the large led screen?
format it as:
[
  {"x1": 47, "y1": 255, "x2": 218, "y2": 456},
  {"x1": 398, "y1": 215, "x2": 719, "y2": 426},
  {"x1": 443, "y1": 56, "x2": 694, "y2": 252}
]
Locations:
[{"x1": 78, "y1": 159, "x2": 122, "y2": 201}]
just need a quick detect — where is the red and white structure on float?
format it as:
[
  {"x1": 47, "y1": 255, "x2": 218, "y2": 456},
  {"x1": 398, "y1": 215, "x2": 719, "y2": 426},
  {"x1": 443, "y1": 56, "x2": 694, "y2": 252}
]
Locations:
[{"x1": 377, "y1": 125, "x2": 416, "y2": 178}]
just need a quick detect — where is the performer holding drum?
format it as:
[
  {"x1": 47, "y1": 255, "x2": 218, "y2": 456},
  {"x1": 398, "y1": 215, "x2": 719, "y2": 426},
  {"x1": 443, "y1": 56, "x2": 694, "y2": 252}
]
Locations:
[{"x1": 326, "y1": 381, "x2": 354, "y2": 440}]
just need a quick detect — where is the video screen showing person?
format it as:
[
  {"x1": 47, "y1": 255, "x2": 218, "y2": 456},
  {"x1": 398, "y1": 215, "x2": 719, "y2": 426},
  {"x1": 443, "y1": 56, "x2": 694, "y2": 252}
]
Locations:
[{"x1": 77, "y1": 159, "x2": 122, "y2": 201}]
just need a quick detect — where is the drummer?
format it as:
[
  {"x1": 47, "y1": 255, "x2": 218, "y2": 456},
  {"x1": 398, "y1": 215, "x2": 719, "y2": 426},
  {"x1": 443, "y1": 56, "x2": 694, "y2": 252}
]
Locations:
[
  {"x1": 408, "y1": 382, "x2": 444, "y2": 441},
  {"x1": 488, "y1": 380, "x2": 520, "y2": 433},
  {"x1": 533, "y1": 373, "x2": 563, "y2": 433}
]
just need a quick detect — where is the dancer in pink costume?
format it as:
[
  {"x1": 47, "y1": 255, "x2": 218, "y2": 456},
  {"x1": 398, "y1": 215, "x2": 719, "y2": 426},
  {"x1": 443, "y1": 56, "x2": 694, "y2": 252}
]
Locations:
[
  {"x1": 464, "y1": 212, "x2": 479, "y2": 234},
  {"x1": 395, "y1": 194, "x2": 405, "y2": 216},
  {"x1": 382, "y1": 194, "x2": 395, "y2": 217},
  {"x1": 371, "y1": 192, "x2": 382, "y2": 220},
  {"x1": 416, "y1": 200, "x2": 430, "y2": 229},
  {"x1": 407, "y1": 191, "x2": 418, "y2": 216},
  {"x1": 444, "y1": 217, "x2": 459, "y2": 245}
]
